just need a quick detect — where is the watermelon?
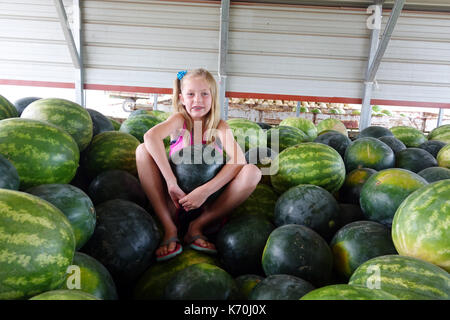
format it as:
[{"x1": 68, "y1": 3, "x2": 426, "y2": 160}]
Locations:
[
  {"x1": 133, "y1": 248, "x2": 219, "y2": 300},
  {"x1": 0, "y1": 189, "x2": 75, "y2": 300},
  {"x1": 81, "y1": 199, "x2": 160, "y2": 296},
  {"x1": 21, "y1": 98, "x2": 93, "y2": 152},
  {"x1": 270, "y1": 142, "x2": 346, "y2": 194},
  {"x1": 392, "y1": 179, "x2": 450, "y2": 272},
  {"x1": 231, "y1": 184, "x2": 278, "y2": 222},
  {"x1": 390, "y1": 126, "x2": 427, "y2": 147},
  {"x1": 428, "y1": 124, "x2": 450, "y2": 144},
  {"x1": 418, "y1": 166, "x2": 450, "y2": 183},
  {"x1": 87, "y1": 169, "x2": 147, "y2": 207},
  {"x1": 348, "y1": 255, "x2": 450, "y2": 300},
  {"x1": 300, "y1": 284, "x2": 397, "y2": 300},
  {"x1": 261, "y1": 224, "x2": 333, "y2": 286},
  {"x1": 313, "y1": 130, "x2": 352, "y2": 159},
  {"x1": 108, "y1": 117, "x2": 121, "y2": 131},
  {"x1": 257, "y1": 122, "x2": 272, "y2": 130},
  {"x1": 128, "y1": 109, "x2": 170, "y2": 122},
  {"x1": 59, "y1": 252, "x2": 118, "y2": 300},
  {"x1": 29, "y1": 289, "x2": 100, "y2": 300},
  {"x1": 330, "y1": 221, "x2": 397, "y2": 280},
  {"x1": 234, "y1": 274, "x2": 264, "y2": 300},
  {"x1": 0, "y1": 94, "x2": 18, "y2": 120},
  {"x1": 81, "y1": 131, "x2": 140, "y2": 179},
  {"x1": 0, "y1": 153, "x2": 20, "y2": 190},
  {"x1": 418, "y1": 140, "x2": 446, "y2": 158},
  {"x1": 164, "y1": 263, "x2": 235, "y2": 300},
  {"x1": 248, "y1": 274, "x2": 315, "y2": 300},
  {"x1": 227, "y1": 118, "x2": 265, "y2": 152},
  {"x1": 119, "y1": 114, "x2": 161, "y2": 143},
  {"x1": 86, "y1": 108, "x2": 115, "y2": 136},
  {"x1": 395, "y1": 148, "x2": 438, "y2": 173},
  {"x1": 26, "y1": 184, "x2": 96, "y2": 250},
  {"x1": 169, "y1": 144, "x2": 225, "y2": 202},
  {"x1": 358, "y1": 126, "x2": 393, "y2": 139},
  {"x1": 215, "y1": 215, "x2": 275, "y2": 276},
  {"x1": 378, "y1": 135, "x2": 407, "y2": 154},
  {"x1": 316, "y1": 118, "x2": 348, "y2": 137},
  {"x1": 279, "y1": 117, "x2": 317, "y2": 141},
  {"x1": 344, "y1": 137, "x2": 395, "y2": 172},
  {"x1": 13, "y1": 97, "x2": 41, "y2": 116},
  {"x1": 267, "y1": 125, "x2": 308, "y2": 152},
  {"x1": 0, "y1": 118, "x2": 80, "y2": 190},
  {"x1": 360, "y1": 168, "x2": 428, "y2": 226},
  {"x1": 245, "y1": 146, "x2": 277, "y2": 185},
  {"x1": 274, "y1": 184, "x2": 340, "y2": 241},
  {"x1": 338, "y1": 168, "x2": 377, "y2": 205},
  {"x1": 437, "y1": 144, "x2": 450, "y2": 168}
]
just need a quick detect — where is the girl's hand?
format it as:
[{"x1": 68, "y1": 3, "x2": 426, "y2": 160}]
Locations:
[
  {"x1": 178, "y1": 187, "x2": 209, "y2": 212},
  {"x1": 167, "y1": 183, "x2": 186, "y2": 210}
]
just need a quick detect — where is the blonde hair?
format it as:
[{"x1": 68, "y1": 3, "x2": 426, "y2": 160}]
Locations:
[{"x1": 172, "y1": 68, "x2": 221, "y2": 147}]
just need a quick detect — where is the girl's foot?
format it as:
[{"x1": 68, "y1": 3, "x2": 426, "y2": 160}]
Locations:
[
  {"x1": 184, "y1": 222, "x2": 217, "y2": 254},
  {"x1": 156, "y1": 231, "x2": 183, "y2": 262}
]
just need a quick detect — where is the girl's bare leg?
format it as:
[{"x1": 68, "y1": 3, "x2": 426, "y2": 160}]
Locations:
[
  {"x1": 135, "y1": 144, "x2": 178, "y2": 256},
  {"x1": 184, "y1": 164, "x2": 262, "y2": 249}
]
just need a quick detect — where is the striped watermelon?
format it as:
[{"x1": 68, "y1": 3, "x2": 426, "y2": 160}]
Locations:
[
  {"x1": 133, "y1": 249, "x2": 219, "y2": 300},
  {"x1": 0, "y1": 154, "x2": 20, "y2": 190},
  {"x1": 316, "y1": 118, "x2": 348, "y2": 137},
  {"x1": 267, "y1": 125, "x2": 308, "y2": 152},
  {"x1": 119, "y1": 114, "x2": 161, "y2": 143},
  {"x1": 227, "y1": 118, "x2": 265, "y2": 152},
  {"x1": 81, "y1": 131, "x2": 140, "y2": 178},
  {"x1": 392, "y1": 179, "x2": 450, "y2": 272},
  {"x1": 437, "y1": 144, "x2": 450, "y2": 168},
  {"x1": 300, "y1": 284, "x2": 398, "y2": 300},
  {"x1": 270, "y1": 142, "x2": 346, "y2": 194},
  {"x1": 0, "y1": 118, "x2": 80, "y2": 190},
  {"x1": 279, "y1": 117, "x2": 317, "y2": 141},
  {"x1": 390, "y1": 126, "x2": 427, "y2": 147},
  {"x1": 29, "y1": 289, "x2": 100, "y2": 300},
  {"x1": 344, "y1": 137, "x2": 395, "y2": 172},
  {"x1": 0, "y1": 95, "x2": 18, "y2": 120},
  {"x1": 360, "y1": 168, "x2": 428, "y2": 226},
  {"x1": 0, "y1": 189, "x2": 76, "y2": 300},
  {"x1": 21, "y1": 98, "x2": 93, "y2": 152},
  {"x1": 129, "y1": 109, "x2": 171, "y2": 122},
  {"x1": 348, "y1": 255, "x2": 450, "y2": 300},
  {"x1": 428, "y1": 124, "x2": 450, "y2": 144}
]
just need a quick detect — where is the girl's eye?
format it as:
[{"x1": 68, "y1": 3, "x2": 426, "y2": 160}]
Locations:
[{"x1": 202, "y1": 92, "x2": 209, "y2": 96}]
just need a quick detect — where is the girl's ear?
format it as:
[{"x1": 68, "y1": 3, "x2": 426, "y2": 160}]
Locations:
[{"x1": 179, "y1": 92, "x2": 184, "y2": 105}]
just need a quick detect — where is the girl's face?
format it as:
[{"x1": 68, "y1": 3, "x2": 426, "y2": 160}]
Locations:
[{"x1": 179, "y1": 76, "x2": 212, "y2": 121}]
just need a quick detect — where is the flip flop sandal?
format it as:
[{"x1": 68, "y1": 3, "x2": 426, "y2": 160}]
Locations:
[
  {"x1": 187, "y1": 235, "x2": 217, "y2": 255},
  {"x1": 156, "y1": 237, "x2": 183, "y2": 262}
]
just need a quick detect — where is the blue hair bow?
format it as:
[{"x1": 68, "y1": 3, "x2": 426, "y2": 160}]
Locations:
[{"x1": 177, "y1": 70, "x2": 187, "y2": 80}]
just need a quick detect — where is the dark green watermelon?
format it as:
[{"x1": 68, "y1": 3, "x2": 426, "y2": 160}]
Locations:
[
  {"x1": 169, "y1": 144, "x2": 225, "y2": 203},
  {"x1": 338, "y1": 168, "x2": 377, "y2": 205},
  {"x1": 395, "y1": 148, "x2": 438, "y2": 173},
  {"x1": 215, "y1": 215, "x2": 275, "y2": 276},
  {"x1": 417, "y1": 166, "x2": 450, "y2": 183},
  {"x1": 81, "y1": 199, "x2": 160, "y2": 298},
  {"x1": 330, "y1": 221, "x2": 397, "y2": 281},
  {"x1": 234, "y1": 274, "x2": 265, "y2": 300},
  {"x1": 0, "y1": 153, "x2": 20, "y2": 190},
  {"x1": 26, "y1": 184, "x2": 96, "y2": 250},
  {"x1": 262, "y1": 224, "x2": 333, "y2": 286},
  {"x1": 87, "y1": 108, "x2": 115, "y2": 137},
  {"x1": 418, "y1": 140, "x2": 447, "y2": 158},
  {"x1": 59, "y1": 252, "x2": 118, "y2": 300},
  {"x1": 257, "y1": 122, "x2": 272, "y2": 130},
  {"x1": 274, "y1": 184, "x2": 340, "y2": 241},
  {"x1": 13, "y1": 97, "x2": 41, "y2": 116},
  {"x1": 248, "y1": 274, "x2": 315, "y2": 300},
  {"x1": 164, "y1": 263, "x2": 235, "y2": 300},
  {"x1": 313, "y1": 130, "x2": 352, "y2": 159},
  {"x1": 87, "y1": 169, "x2": 147, "y2": 207},
  {"x1": 378, "y1": 135, "x2": 407, "y2": 154},
  {"x1": 358, "y1": 126, "x2": 393, "y2": 139}
]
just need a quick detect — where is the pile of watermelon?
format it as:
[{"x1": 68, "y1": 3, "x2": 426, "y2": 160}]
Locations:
[{"x1": 0, "y1": 93, "x2": 449, "y2": 300}]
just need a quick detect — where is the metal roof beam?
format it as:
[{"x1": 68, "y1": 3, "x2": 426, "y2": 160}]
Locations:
[
  {"x1": 366, "y1": 0, "x2": 405, "y2": 82},
  {"x1": 219, "y1": 0, "x2": 230, "y2": 120}
]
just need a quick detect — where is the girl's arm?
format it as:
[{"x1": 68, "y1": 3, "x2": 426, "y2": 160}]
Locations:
[{"x1": 143, "y1": 112, "x2": 185, "y2": 187}]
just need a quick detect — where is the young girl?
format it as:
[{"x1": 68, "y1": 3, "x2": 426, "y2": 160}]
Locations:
[{"x1": 135, "y1": 68, "x2": 262, "y2": 261}]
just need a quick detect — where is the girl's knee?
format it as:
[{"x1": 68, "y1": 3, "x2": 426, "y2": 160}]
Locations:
[
  {"x1": 241, "y1": 164, "x2": 262, "y2": 186},
  {"x1": 136, "y1": 143, "x2": 146, "y2": 158}
]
